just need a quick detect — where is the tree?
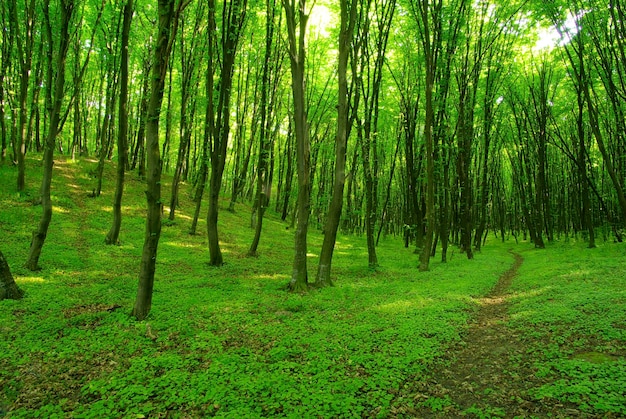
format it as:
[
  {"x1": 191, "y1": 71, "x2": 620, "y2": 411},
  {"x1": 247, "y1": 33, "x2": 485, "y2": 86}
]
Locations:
[
  {"x1": 167, "y1": 3, "x2": 204, "y2": 221},
  {"x1": 248, "y1": 0, "x2": 282, "y2": 256},
  {"x1": 408, "y1": 0, "x2": 437, "y2": 271},
  {"x1": 0, "y1": 1, "x2": 13, "y2": 162},
  {"x1": 105, "y1": 0, "x2": 133, "y2": 246},
  {"x1": 315, "y1": 0, "x2": 358, "y2": 286},
  {"x1": 206, "y1": 0, "x2": 248, "y2": 266},
  {"x1": 132, "y1": 0, "x2": 183, "y2": 321},
  {"x1": 24, "y1": 0, "x2": 75, "y2": 271},
  {"x1": 9, "y1": 0, "x2": 36, "y2": 191},
  {"x1": 283, "y1": 0, "x2": 311, "y2": 291},
  {"x1": 354, "y1": 0, "x2": 396, "y2": 269}
]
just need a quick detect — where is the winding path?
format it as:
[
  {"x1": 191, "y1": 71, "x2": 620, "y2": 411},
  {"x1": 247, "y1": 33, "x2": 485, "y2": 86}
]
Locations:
[{"x1": 391, "y1": 250, "x2": 562, "y2": 417}]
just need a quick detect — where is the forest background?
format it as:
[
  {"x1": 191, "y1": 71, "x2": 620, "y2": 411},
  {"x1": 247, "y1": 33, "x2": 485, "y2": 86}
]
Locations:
[{"x1": 1, "y1": 0, "x2": 626, "y2": 417}]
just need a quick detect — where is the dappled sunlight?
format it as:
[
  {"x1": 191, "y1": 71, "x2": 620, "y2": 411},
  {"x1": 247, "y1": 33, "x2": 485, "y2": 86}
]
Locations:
[
  {"x1": 162, "y1": 207, "x2": 193, "y2": 221},
  {"x1": 52, "y1": 205, "x2": 70, "y2": 214},
  {"x1": 253, "y1": 273, "x2": 289, "y2": 281},
  {"x1": 18, "y1": 276, "x2": 45, "y2": 284},
  {"x1": 560, "y1": 269, "x2": 592, "y2": 281},
  {"x1": 163, "y1": 241, "x2": 199, "y2": 249},
  {"x1": 509, "y1": 286, "x2": 554, "y2": 301},
  {"x1": 375, "y1": 298, "x2": 430, "y2": 313}
]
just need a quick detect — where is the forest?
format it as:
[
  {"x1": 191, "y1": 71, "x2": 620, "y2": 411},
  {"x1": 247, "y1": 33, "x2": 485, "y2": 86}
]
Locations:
[{"x1": 1, "y1": 0, "x2": 625, "y2": 417}]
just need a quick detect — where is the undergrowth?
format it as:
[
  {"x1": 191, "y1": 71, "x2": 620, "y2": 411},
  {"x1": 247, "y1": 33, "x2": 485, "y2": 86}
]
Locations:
[
  {"x1": 1, "y1": 156, "x2": 625, "y2": 417},
  {"x1": 508, "y1": 243, "x2": 626, "y2": 415}
]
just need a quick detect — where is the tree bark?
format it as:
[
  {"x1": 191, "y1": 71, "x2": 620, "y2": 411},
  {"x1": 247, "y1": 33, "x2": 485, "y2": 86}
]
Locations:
[
  {"x1": 168, "y1": 6, "x2": 202, "y2": 221},
  {"x1": 283, "y1": 0, "x2": 311, "y2": 292},
  {"x1": 249, "y1": 0, "x2": 280, "y2": 257},
  {"x1": 106, "y1": 0, "x2": 133, "y2": 246},
  {"x1": 9, "y1": 0, "x2": 36, "y2": 192},
  {"x1": 418, "y1": 0, "x2": 436, "y2": 271},
  {"x1": 315, "y1": 0, "x2": 357, "y2": 286},
  {"x1": 24, "y1": 0, "x2": 73, "y2": 271},
  {"x1": 0, "y1": 251, "x2": 24, "y2": 300},
  {"x1": 206, "y1": 0, "x2": 248, "y2": 266},
  {"x1": 132, "y1": 0, "x2": 180, "y2": 321}
]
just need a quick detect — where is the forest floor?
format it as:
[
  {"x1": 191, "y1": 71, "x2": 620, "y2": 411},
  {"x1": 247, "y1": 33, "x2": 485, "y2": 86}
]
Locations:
[{"x1": 1, "y1": 157, "x2": 625, "y2": 418}]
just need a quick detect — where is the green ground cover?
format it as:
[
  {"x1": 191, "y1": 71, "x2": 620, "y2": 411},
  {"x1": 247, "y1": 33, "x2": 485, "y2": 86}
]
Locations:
[
  {"x1": 508, "y1": 244, "x2": 626, "y2": 416},
  {"x1": 1, "y1": 157, "x2": 625, "y2": 418}
]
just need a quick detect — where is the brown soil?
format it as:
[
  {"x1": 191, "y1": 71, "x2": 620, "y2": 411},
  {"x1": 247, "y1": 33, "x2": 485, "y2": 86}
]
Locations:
[{"x1": 390, "y1": 250, "x2": 591, "y2": 418}]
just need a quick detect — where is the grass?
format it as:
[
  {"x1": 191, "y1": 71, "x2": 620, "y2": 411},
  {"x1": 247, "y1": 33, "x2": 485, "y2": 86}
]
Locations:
[
  {"x1": 507, "y1": 242, "x2": 626, "y2": 415},
  {"x1": 1, "y1": 155, "x2": 625, "y2": 418}
]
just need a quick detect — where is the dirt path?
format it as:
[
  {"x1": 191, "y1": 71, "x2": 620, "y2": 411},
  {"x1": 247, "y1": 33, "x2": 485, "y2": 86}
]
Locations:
[{"x1": 391, "y1": 250, "x2": 571, "y2": 418}]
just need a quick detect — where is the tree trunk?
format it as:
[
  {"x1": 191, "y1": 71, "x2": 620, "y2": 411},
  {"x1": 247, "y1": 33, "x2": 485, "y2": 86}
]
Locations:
[
  {"x1": 206, "y1": 0, "x2": 247, "y2": 267},
  {"x1": 418, "y1": 0, "x2": 435, "y2": 272},
  {"x1": 283, "y1": 0, "x2": 311, "y2": 292},
  {"x1": 132, "y1": 0, "x2": 180, "y2": 321},
  {"x1": 0, "y1": 9, "x2": 12, "y2": 163},
  {"x1": 249, "y1": 0, "x2": 280, "y2": 257},
  {"x1": 105, "y1": 0, "x2": 133, "y2": 246},
  {"x1": 0, "y1": 251, "x2": 24, "y2": 300},
  {"x1": 9, "y1": 0, "x2": 36, "y2": 192},
  {"x1": 24, "y1": 0, "x2": 73, "y2": 271},
  {"x1": 316, "y1": 0, "x2": 357, "y2": 286},
  {"x1": 281, "y1": 121, "x2": 295, "y2": 221},
  {"x1": 168, "y1": 8, "x2": 202, "y2": 220}
]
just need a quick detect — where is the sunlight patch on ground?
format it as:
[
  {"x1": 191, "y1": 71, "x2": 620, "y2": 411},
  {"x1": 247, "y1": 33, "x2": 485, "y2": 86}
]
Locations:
[
  {"x1": 163, "y1": 241, "x2": 198, "y2": 249},
  {"x1": 375, "y1": 298, "x2": 429, "y2": 313},
  {"x1": 254, "y1": 273, "x2": 289, "y2": 281},
  {"x1": 510, "y1": 285, "x2": 553, "y2": 299},
  {"x1": 19, "y1": 276, "x2": 45, "y2": 283},
  {"x1": 560, "y1": 269, "x2": 592, "y2": 281},
  {"x1": 52, "y1": 205, "x2": 70, "y2": 214}
]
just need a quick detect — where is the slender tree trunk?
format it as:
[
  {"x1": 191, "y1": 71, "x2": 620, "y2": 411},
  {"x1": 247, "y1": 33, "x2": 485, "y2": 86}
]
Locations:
[
  {"x1": 131, "y1": 58, "x2": 151, "y2": 176},
  {"x1": 281, "y1": 121, "x2": 295, "y2": 221},
  {"x1": 206, "y1": 0, "x2": 247, "y2": 266},
  {"x1": 419, "y1": 0, "x2": 435, "y2": 272},
  {"x1": 249, "y1": 0, "x2": 280, "y2": 256},
  {"x1": 584, "y1": 85, "x2": 626, "y2": 227},
  {"x1": 0, "y1": 5, "x2": 12, "y2": 163},
  {"x1": 25, "y1": 0, "x2": 73, "y2": 271},
  {"x1": 9, "y1": 0, "x2": 35, "y2": 192},
  {"x1": 315, "y1": 0, "x2": 357, "y2": 286},
  {"x1": 93, "y1": 61, "x2": 117, "y2": 198},
  {"x1": 376, "y1": 135, "x2": 400, "y2": 246},
  {"x1": 132, "y1": 0, "x2": 180, "y2": 321},
  {"x1": 105, "y1": 0, "x2": 133, "y2": 246},
  {"x1": 190, "y1": 2, "x2": 218, "y2": 237},
  {"x1": 283, "y1": 0, "x2": 311, "y2": 291},
  {"x1": 168, "y1": 8, "x2": 202, "y2": 220}
]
